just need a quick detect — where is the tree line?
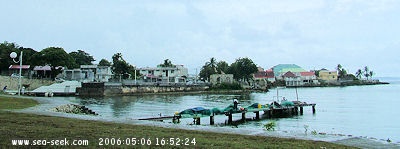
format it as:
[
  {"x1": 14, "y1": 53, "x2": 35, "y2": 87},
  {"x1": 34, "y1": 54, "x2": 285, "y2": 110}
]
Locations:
[
  {"x1": 336, "y1": 64, "x2": 375, "y2": 80},
  {"x1": 199, "y1": 57, "x2": 258, "y2": 85},
  {"x1": 1, "y1": 41, "x2": 262, "y2": 82},
  {"x1": 0, "y1": 41, "x2": 95, "y2": 78}
]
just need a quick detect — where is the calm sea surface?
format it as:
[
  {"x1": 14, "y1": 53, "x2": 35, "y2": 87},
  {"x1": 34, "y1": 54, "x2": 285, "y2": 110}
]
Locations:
[{"x1": 40, "y1": 78, "x2": 400, "y2": 144}]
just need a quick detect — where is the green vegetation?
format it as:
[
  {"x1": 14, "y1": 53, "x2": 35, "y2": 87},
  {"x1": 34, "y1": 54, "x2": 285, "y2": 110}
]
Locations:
[
  {"x1": 111, "y1": 53, "x2": 138, "y2": 79},
  {"x1": 0, "y1": 96, "x2": 38, "y2": 109},
  {"x1": 355, "y1": 66, "x2": 375, "y2": 80},
  {"x1": 0, "y1": 41, "x2": 95, "y2": 78},
  {"x1": 158, "y1": 59, "x2": 175, "y2": 67},
  {"x1": 264, "y1": 121, "x2": 276, "y2": 131},
  {"x1": 200, "y1": 57, "x2": 258, "y2": 85},
  {"x1": 0, "y1": 96, "x2": 356, "y2": 148}
]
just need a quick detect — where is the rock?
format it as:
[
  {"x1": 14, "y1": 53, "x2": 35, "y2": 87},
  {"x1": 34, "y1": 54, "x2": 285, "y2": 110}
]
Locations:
[{"x1": 51, "y1": 104, "x2": 98, "y2": 115}]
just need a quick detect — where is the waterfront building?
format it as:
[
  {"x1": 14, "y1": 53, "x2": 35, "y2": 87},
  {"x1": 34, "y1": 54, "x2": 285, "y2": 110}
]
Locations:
[
  {"x1": 9, "y1": 65, "x2": 30, "y2": 77},
  {"x1": 95, "y1": 66, "x2": 113, "y2": 82},
  {"x1": 139, "y1": 65, "x2": 188, "y2": 84},
  {"x1": 318, "y1": 69, "x2": 338, "y2": 82},
  {"x1": 62, "y1": 65, "x2": 113, "y2": 82},
  {"x1": 210, "y1": 73, "x2": 234, "y2": 85},
  {"x1": 283, "y1": 71, "x2": 301, "y2": 86},
  {"x1": 253, "y1": 67, "x2": 270, "y2": 87},
  {"x1": 300, "y1": 71, "x2": 319, "y2": 85},
  {"x1": 63, "y1": 68, "x2": 94, "y2": 82},
  {"x1": 266, "y1": 69, "x2": 276, "y2": 83},
  {"x1": 272, "y1": 64, "x2": 307, "y2": 80},
  {"x1": 32, "y1": 65, "x2": 52, "y2": 79}
]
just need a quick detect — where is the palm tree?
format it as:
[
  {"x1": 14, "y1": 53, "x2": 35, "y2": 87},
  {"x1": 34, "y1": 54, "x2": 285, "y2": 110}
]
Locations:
[
  {"x1": 369, "y1": 71, "x2": 374, "y2": 80},
  {"x1": 159, "y1": 59, "x2": 174, "y2": 67},
  {"x1": 206, "y1": 57, "x2": 217, "y2": 73},
  {"x1": 336, "y1": 64, "x2": 347, "y2": 79},
  {"x1": 355, "y1": 69, "x2": 363, "y2": 79},
  {"x1": 364, "y1": 66, "x2": 370, "y2": 80}
]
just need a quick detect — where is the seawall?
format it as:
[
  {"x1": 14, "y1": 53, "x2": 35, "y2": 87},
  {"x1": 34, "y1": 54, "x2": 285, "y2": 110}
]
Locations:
[{"x1": 76, "y1": 82, "x2": 210, "y2": 96}]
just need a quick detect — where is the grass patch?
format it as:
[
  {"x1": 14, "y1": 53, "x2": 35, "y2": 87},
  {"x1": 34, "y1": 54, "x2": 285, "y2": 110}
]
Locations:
[
  {"x1": 0, "y1": 96, "x2": 356, "y2": 148},
  {"x1": 0, "y1": 96, "x2": 38, "y2": 109}
]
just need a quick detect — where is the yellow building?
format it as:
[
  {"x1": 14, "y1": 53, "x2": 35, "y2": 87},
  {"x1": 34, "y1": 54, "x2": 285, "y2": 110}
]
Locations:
[{"x1": 318, "y1": 70, "x2": 338, "y2": 82}]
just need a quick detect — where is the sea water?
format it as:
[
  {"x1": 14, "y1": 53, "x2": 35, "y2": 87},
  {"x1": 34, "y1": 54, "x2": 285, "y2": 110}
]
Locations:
[{"x1": 33, "y1": 78, "x2": 400, "y2": 144}]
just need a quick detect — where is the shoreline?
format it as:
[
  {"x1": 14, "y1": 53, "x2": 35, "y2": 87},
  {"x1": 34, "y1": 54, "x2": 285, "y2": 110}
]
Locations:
[{"x1": 10, "y1": 95, "x2": 399, "y2": 148}]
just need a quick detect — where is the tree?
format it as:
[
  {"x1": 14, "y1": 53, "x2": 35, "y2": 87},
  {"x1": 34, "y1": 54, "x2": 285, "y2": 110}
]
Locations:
[
  {"x1": 158, "y1": 59, "x2": 174, "y2": 67},
  {"x1": 336, "y1": 64, "x2": 348, "y2": 79},
  {"x1": 216, "y1": 61, "x2": 229, "y2": 74},
  {"x1": 369, "y1": 71, "x2": 374, "y2": 79},
  {"x1": 199, "y1": 57, "x2": 218, "y2": 81},
  {"x1": 355, "y1": 69, "x2": 363, "y2": 79},
  {"x1": 31, "y1": 47, "x2": 76, "y2": 78},
  {"x1": 206, "y1": 57, "x2": 217, "y2": 71},
  {"x1": 69, "y1": 50, "x2": 95, "y2": 68},
  {"x1": 228, "y1": 57, "x2": 258, "y2": 85},
  {"x1": 111, "y1": 53, "x2": 135, "y2": 80},
  {"x1": 199, "y1": 65, "x2": 215, "y2": 81},
  {"x1": 363, "y1": 66, "x2": 370, "y2": 80},
  {"x1": 31, "y1": 47, "x2": 76, "y2": 68},
  {"x1": 0, "y1": 42, "x2": 22, "y2": 73},
  {"x1": 98, "y1": 59, "x2": 112, "y2": 66}
]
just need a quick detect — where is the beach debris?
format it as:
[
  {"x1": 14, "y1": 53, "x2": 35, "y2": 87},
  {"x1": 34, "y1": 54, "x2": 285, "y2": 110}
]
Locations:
[
  {"x1": 50, "y1": 104, "x2": 98, "y2": 115},
  {"x1": 311, "y1": 130, "x2": 317, "y2": 135},
  {"x1": 264, "y1": 121, "x2": 276, "y2": 131}
]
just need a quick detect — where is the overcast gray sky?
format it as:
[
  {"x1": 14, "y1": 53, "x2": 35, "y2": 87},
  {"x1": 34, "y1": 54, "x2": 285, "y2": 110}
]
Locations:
[{"x1": 1, "y1": 0, "x2": 399, "y2": 77}]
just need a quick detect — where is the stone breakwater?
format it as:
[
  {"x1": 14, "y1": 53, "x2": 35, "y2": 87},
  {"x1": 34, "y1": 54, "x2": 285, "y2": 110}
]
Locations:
[{"x1": 50, "y1": 104, "x2": 98, "y2": 115}]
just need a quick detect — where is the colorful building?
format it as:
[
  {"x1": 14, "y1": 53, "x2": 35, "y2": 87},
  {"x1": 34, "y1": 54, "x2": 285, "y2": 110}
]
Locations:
[
  {"x1": 318, "y1": 69, "x2": 338, "y2": 82},
  {"x1": 272, "y1": 64, "x2": 307, "y2": 79}
]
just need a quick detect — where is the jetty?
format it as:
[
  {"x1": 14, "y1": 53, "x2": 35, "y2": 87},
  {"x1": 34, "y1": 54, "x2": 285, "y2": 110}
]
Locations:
[{"x1": 140, "y1": 100, "x2": 316, "y2": 125}]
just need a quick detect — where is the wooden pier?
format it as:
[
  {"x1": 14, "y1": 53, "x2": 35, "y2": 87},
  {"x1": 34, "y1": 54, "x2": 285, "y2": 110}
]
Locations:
[{"x1": 169, "y1": 101, "x2": 316, "y2": 125}]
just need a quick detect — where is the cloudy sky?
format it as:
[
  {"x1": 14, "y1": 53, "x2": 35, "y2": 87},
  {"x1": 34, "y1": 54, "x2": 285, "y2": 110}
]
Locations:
[{"x1": 1, "y1": 0, "x2": 399, "y2": 77}]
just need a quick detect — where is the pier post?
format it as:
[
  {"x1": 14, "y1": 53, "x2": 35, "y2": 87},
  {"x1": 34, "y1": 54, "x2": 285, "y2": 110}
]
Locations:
[
  {"x1": 173, "y1": 116, "x2": 180, "y2": 123},
  {"x1": 312, "y1": 105, "x2": 316, "y2": 114},
  {"x1": 195, "y1": 117, "x2": 201, "y2": 125},
  {"x1": 255, "y1": 111, "x2": 260, "y2": 120},
  {"x1": 300, "y1": 107, "x2": 303, "y2": 115},
  {"x1": 269, "y1": 107, "x2": 274, "y2": 118},
  {"x1": 228, "y1": 114, "x2": 233, "y2": 125},
  {"x1": 210, "y1": 115, "x2": 214, "y2": 125},
  {"x1": 242, "y1": 112, "x2": 246, "y2": 121}
]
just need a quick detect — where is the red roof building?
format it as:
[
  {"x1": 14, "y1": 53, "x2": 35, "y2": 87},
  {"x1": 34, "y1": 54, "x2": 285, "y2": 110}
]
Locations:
[
  {"x1": 9, "y1": 65, "x2": 30, "y2": 69},
  {"x1": 300, "y1": 71, "x2": 315, "y2": 76},
  {"x1": 283, "y1": 71, "x2": 297, "y2": 78}
]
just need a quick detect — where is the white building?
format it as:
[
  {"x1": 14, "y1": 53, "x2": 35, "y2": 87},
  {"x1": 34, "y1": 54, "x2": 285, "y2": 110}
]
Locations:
[
  {"x1": 139, "y1": 65, "x2": 188, "y2": 83},
  {"x1": 96, "y1": 66, "x2": 113, "y2": 82},
  {"x1": 283, "y1": 71, "x2": 319, "y2": 87},
  {"x1": 62, "y1": 65, "x2": 112, "y2": 82}
]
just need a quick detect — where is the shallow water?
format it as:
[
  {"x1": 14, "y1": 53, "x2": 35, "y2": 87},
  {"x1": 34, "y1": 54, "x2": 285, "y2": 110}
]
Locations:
[{"x1": 21, "y1": 78, "x2": 400, "y2": 147}]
